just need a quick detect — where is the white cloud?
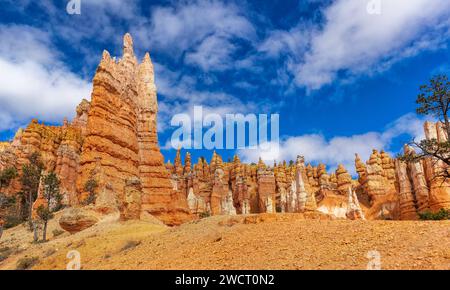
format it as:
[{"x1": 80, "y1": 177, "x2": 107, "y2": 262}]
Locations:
[
  {"x1": 259, "y1": 25, "x2": 310, "y2": 59},
  {"x1": 138, "y1": 0, "x2": 255, "y2": 70},
  {"x1": 239, "y1": 113, "x2": 426, "y2": 175},
  {"x1": 0, "y1": 25, "x2": 57, "y2": 65},
  {"x1": 293, "y1": 0, "x2": 450, "y2": 90},
  {"x1": 154, "y1": 62, "x2": 261, "y2": 133},
  {"x1": 185, "y1": 35, "x2": 237, "y2": 71},
  {"x1": 0, "y1": 25, "x2": 91, "y2": 132}
]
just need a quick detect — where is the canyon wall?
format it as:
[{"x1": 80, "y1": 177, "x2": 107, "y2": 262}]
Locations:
[
  {"x1": 170, "y1": 120, "x2": 450, "y2": 221},
  {"x1": 0, "y1": 34, "x2": 192, "y2": 226},
  {"x1": 1, "y1": 34, "x2": 449, "y2": 225}
]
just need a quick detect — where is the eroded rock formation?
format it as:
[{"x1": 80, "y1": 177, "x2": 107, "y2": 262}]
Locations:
[
  {"x1": 0, "y1": 34, "x2": 192, "y2": 227},
  {"x1": 1, "y1": 34, "x2": 449, "y2": 225},
  {"x1": 76, "y1": 34, "x2": 191, "y2": 225},
  {"x1": 170, "y1": 122, "x2": 450, "y2": 221}
]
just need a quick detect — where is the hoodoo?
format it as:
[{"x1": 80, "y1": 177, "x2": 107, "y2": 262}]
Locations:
[
  {"x1": 76, "y1": 34, "x2": 192, "y2": 225},
  {"x1": 0, "y1": 34, "x2": 449, "y2": 227}
]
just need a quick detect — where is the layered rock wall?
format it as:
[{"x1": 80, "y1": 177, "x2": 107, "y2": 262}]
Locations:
[{"x1": 1, "y1": 34, "x2": 449, "y2": 224}]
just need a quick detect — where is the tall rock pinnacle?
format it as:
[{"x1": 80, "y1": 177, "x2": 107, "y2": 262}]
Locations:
[{"x1": 76, "y1": 33, "x2": 191, "y2": 225}]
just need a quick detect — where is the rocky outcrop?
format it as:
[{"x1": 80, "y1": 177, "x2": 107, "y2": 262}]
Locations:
[
  {"x1": 76, "y1": 34, "x2": 191, "y2": 225},
  {"x1": 365, "y1": 150, "x2": 388, "y2": 202},
  {"x1": 346, "y1": 187, "x2": 365, "y2": 220},
  {"x1": 120, "y1": 177, "x2": 142, "y2": 220},
  {"x1": 2, "y1": 34, "x2": 450, "y2": 224},
  {"x1": 423, "y1": 121, "x2": 450, "y2": 212},
  {"x1": 59, "y1": 208, "x2": 99, "y2": 234},
  {"x1": 257, "y1": 159, "x2": 276, "y2": 213},
  {"x1": 336, "y1": 164, "x2": 352, "y2": 194},
  {"x1": 31, "y1": 175, "x2": 48, "y2": 221},
  {"x1": 72, "y1": 99, "x2": 90, "y2": 137},
  {"x1": 167, "y1": 121, "x2": 450, "y2": 220},
  {"x1": 295, "y1": 156, "x2": 317, "y2": 212},
  {"x1": 395, "y1": 158, "x2": 417, "y2": 220},
  {"x1": 0, "y1": 115, "x2": 84, "y2": 202},
  {"x1": 389, "y1": 122, "x2": 450, "y2": 220}
]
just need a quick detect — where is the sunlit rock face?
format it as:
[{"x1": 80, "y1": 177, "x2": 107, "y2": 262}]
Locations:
[
  {"x1": 171, "y1": 123, "x2": 450, "y2": 221},
  {"x1": 1, "y1": 34, "x2": 449, "y2": 224},
  {"x1": 0, "y1": 34, "x2": 192, "y2": 226},
  {"x1": 0, "y1": 117, "x2": 83, "y2": 206},
  {"x1": 421, "y1": 122, "x2": 450, "y2": 212},
  {"x1": 76, "y1": 34, "x2": 192, "y2": 226}
]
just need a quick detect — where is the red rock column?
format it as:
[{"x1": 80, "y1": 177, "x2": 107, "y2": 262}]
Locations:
[
  {"x1": 423, "y1": 122, "x2": 450, "y2": 212},
  {"x1": 394, "y1": 159, "x2": 418, "y2": 220},
  {"x1": 136, "y1": 47, "x2": 192, "y2": 225},
  {"x1": 76, "y1": 45, "x2": 140, "y2": 211}
]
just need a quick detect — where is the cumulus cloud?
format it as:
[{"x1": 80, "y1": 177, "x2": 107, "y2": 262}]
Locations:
[
  {"x1": 153, "y1": 62, "x2": 261, "y2": 133},
  {"x1": 259, "y1": 25, "x2": 310, "y2": 60},
  {"x1": 293, "y1": 0, "x2": 450, "y2": 90},
  {"x1": 0, "y1": 25, "x2": 91, "y2": 132},
  {"x1": 138, "y1": 0, "x2": 255, "y2": 71},
  {"x1": 185, "y1": 34, "x2": 237, "y2": 71},
  {"x1": 239, "y1": 113, "x2": 426, "y2": 175}
]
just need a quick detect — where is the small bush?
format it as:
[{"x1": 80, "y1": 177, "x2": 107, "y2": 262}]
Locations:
[
  {"x1": 52, "y1": 229, "x2": 65, "y2": 238},
  {"x1": 44, "y1": 248, "x2": 56, "y2": 258},
  {"x1": 120, "y1": 240, "x2": 141, "y2": 252},
  {"x1": 4, "y1": 215, "x2": 23, "y2": 229},
  {"x1": 0, "y1": 247, "x2": 12, "y2": 262},
  {"x1": 82, "y1": 178, "x2": 98, "y2": 205},
  {"x1": 419, "y1": 209, "x2": 450, "y2": 220},
  {"x1": 0, "y1": 193, "x2": 16, "y2": 207},
  {"x1": 16, "y1": 257, "x2": 39, "y2": 270},
  {"x1": 82, "y1": 192, "x2": 96, "y2": 206},
  {"x1": 199, "y1": 212, "x2": 211, "y2": 219}
]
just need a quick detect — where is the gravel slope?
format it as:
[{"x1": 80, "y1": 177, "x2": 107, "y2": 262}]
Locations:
[{"x1": 1, "y1": 213, "x2": 449, "y2": 270}]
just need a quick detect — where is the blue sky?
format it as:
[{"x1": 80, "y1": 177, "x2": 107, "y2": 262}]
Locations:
[{"x1": 0, "y1": 0, "x2": 449, "y2": 173}]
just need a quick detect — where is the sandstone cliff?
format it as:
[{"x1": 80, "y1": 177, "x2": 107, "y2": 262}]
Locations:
[
  {"x1": 76, "y1": 34, "x2": 191, "y2": 225},
  {"x1": 0, "y1": 34, "x2": 192, "y2": 227},
  {"x1": 1, "y1": 34, "x2": 449, "y2": 226}
]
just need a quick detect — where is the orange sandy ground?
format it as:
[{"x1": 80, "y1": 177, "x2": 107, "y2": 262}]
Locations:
[{"x1": 0, "y1": 213, "x2": 449, "y2": 270}]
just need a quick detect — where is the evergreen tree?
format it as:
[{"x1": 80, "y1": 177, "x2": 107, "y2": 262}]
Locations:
[
  {"x1": 21, "y1": 152, "x2": 44, "y2": 224},
  {"x1": 39, "y1": 172, "x2": 61, "y2": 242},
  {"x1": 402, "y1": 74, "x2": 450, "y2": 179},
  {"x1": 0, "y1": 167, "x2": 18, "y2": 192}
]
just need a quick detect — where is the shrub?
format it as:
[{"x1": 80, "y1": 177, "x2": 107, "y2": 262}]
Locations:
[
  {"x1": 419, "y1": 209, "x2": 450, "y2": 220},
  {"x1": 0, "y1": 193, "x2": 16, "y2": 207},
  {"x1": 82, "y1": 178, "x2": 98, "y2": 205},
  {"x1": 16, "y1": 256, "x2": 39, "y2": 270},
  {"x1": 120, "y1": 240, "x2": 141, "y2": 252},
  {"x1": 82, "y1": 192, "x2": 96, "y2": 206},
  {"x1": 199, "y1": 212, "x2": 211, "y2": 219},
  {"x1": 52, "y1": 229, "x2": 65, "y2": 237},
  {"x1": 0, "y1": 246, "x2": 22, "y2": 262},
  {"x1": 44, "y1": 248, "x2": 56, "y2": 258},
  {"x1": 0, "y1": 247, "x2": 12, "y2": 262},
  {"x1": 4, "y1": 215, "x2": 24, "y2": 229}
]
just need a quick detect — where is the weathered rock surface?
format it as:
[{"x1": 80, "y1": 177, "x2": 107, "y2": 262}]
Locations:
[
  {"x1": 170, "y1": 122, "x2": 450, "y2": 221},
  {"x1": 423, "y1": 122, "x2": 450, "y2": 212},
  {"x1": 75, "y1": 34, "x2": 191, "y2": 225},
  {"x1": 1, "y1": 34, "x2": 450, "y2": 224},
  {"x1": 31, "y1": 175, "x2": 48, "y2": 221},
  {"x1": 59, "y1": 208, "x2": 99, "y2": 234},
  {"x1": 0, "y1": 117, "x2": 84, "y2": 203}
]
